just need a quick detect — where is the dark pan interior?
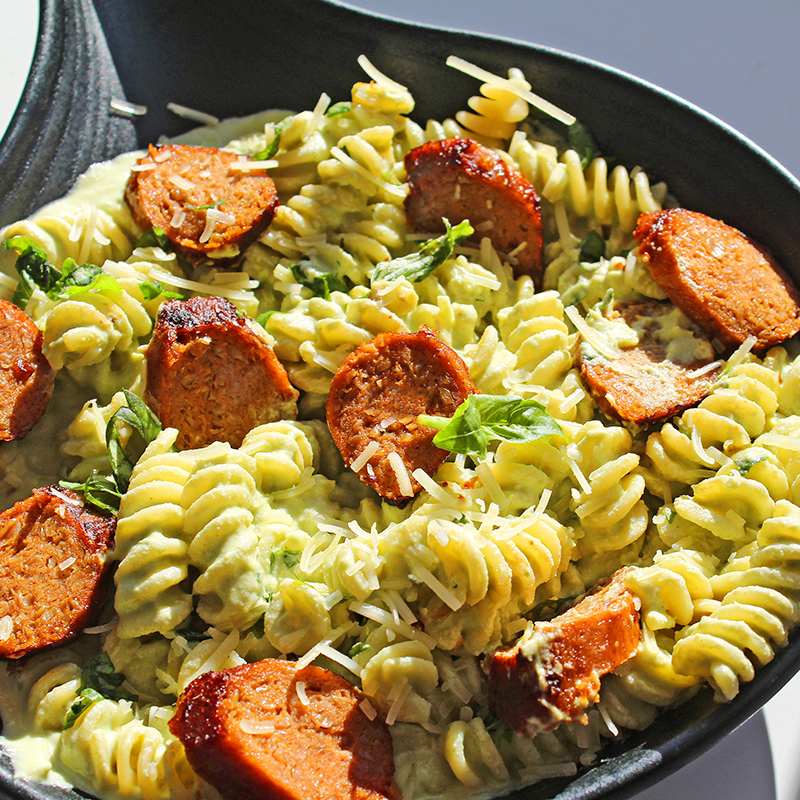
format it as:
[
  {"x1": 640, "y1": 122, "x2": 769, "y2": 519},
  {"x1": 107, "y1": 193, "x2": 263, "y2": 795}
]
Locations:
[{"x1": 1, "y1": 1, "x2": 800, "y2": 799}]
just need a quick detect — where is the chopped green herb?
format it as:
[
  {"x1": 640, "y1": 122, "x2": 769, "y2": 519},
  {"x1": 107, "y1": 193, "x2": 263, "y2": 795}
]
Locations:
[
  {"x1": 60, "y1": 473, "x2": 122, "y2": 516},
  {"x1": 568, "y1": 120, "x2": 601, "y2": 169},
  {"x1": 371, "y1": 219, "x2": 473, "y2": 284},
  {"x1": 185, "y1": 199, "x2": 228, "y2": 211},
  {"x1": 736, "y1": 452, "x2": 771, "y2": 475},
  {"x1": 664, "y1": 508, "x2": 676, "y2": 524},
  {"x1": 254, "y1": 119, "x2": 289, "y2": 160},
  {"x1": 381, "y1": 170, "x2": 402, "y2": 186},
  {"x1": 63, "y1": 653, "x2": 136, "y2": 730},
  {"x1": 47, "y1": 260, "x2": 121, "y2": 301},
  {"x1": 138, "y1": 280, "x2": 184, "y2": 302},
  {"x1": 528, "y1": 593, "x2": 579, "y2": 621},
  {"x1": 327, "y1": 101, "x2": 351, "y2": 117},
  {"x1": 4, "y1": 235, "x2": 61, "y2": 308},
  {"x1": 418, "y1": 395, "x2": 566, "y2": 461},
  {"x1": 106, "y1": 389, "x2": 163, "y2": 496},
  {"x1": 82, "y1": 652, "x2": 136, "y2": 702},
  {"x1": 270, "y1": 548, "x2": 302, "y2": 571},
  {"x1": 578, "y1": 230, "x2": 606, "y2": 263},
  {"x1": 134, "y1": 226, "x2": 172, "y2": 251},
  {"x1": 348, "y1": 642, "x2": 371, "y2": 658},
  {"x1": 256, "y1": 310, "x2": 278, "y2": 327},
  {"x1": 63, "y1": 688, "x2": 104, "y2": 730},
  {"x1": 291, "y1": 263, "x2": 348, "y2": 300}
]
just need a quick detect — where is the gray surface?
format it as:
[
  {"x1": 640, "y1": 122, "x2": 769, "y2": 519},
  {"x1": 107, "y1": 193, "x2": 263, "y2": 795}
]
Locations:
[{"x1": 342, "y1": 0, "x2": 800, "y2": 181}]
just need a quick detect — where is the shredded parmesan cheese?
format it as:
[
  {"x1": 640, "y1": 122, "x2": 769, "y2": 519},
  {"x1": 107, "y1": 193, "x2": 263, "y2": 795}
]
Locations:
[
  {"x1": 330, "y1": 146, "x2": 407, "y2": 200},
  {"x1": 148, "y1": 267, "x2": 254, "y2": 303},
  {"x1": 83, "y1": 618, "x2": 120, "y2": 635},
  {"x1": 351, "y1": 440, "x2": 380, "y2": 473},
  {"x1": 690, "y1": 425, "x2": 716, "y2": 466},
  {"x1": 316, "y1": 643, "x2": 363, "y2": 677},
  {"x1": 412, "y1": 565, "x2": 462, "y2": 611},
  {"x1": 169, "y1": 208, "x2": 186, "y2": 229},
  {"x1": 295, "y1": 681, "x2": 309, "y2": 705},
  {"x1": 239, "y1": 718, "x2": 275, "y2": 735},
  {"x1": 565, "y1": 305, "x2": 621, "y2": 361},
  {"x1": 357, "y1": 54, "x2": 408, "y2": 93},
  {"x1": 58, "y1": 557, "x2": 76, "y2": 571},
  {"x1": 166, "y1": 102, "x2": 219, "y2": 127},
  {"x1": 168, "y1": 175, "x2": 196, "y2": 192},
  {"x1": 386, "y1": 680, "x2": 412, "y2": 725},
  {"x1": 359, "y1": 698, "x2": 377, "y2": 720},
  {"x1": 687, "y1": 360, "x2": 724, "y2": 379},
  {"x1": 411, "y1": 468, "x2": 462, "y2": 508},
  {"x1": 323, "y1": 590, "x2": 343, "y2": 610},
  {"x1": 387, "y1": 451, "x2": 414, "y2": 497},
  {"x1": 446, "y1": 56, "x2": 575, "y2": 125},
  {"x1": 0, "y1": 616, "x2": 13, "y2": 640},
  {"x1": 109, "y1": 98, "x2": 147, "y2": 117},
  {"x1": 725, "y1": 335, "x2": 758, "y2": 370},
  {"x1": 229, "y1": 159, "x2": 279, "y2": 171}
]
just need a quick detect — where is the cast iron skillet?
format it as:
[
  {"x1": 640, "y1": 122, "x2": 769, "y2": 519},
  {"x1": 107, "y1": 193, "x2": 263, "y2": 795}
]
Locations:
[{"x1": 1, "y1": 1, "x2": 800, "y2": 799}]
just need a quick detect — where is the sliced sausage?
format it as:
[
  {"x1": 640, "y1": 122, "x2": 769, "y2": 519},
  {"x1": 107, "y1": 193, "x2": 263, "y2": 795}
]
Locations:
[
  {"x1": 404, "y1": 138, "x2": 543, "y2": 285},
  {"x1": 485, "y1": 569, "x2": 640, "y2": 737},
  {"x1": 0, "y1": 486, "x2": 115, "y2": 659},
  {"x1": 578, "y1": 300, "x2": 720, "y2": 427},
  {"x1": 0, "y1": 298, "x2": 54, "y2": 441},
  {"x1": 145, "y1": 296, "x2": 299, "y2": 450},
  {"x1": 326, "y1": 327, "x2": 475, "y2": 503},
  {"x1": 170, "y1": 659, "x2": 399, "y2": 800},
  {"x1": 125, "y1": 144, "x2": 279, "y2": 265},
  {"x1": 634, "y1": 209, "x2": 800, "y2": 352}
]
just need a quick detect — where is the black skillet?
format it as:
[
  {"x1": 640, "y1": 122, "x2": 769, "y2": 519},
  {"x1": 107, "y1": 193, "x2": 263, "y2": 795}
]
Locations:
[{"x1": 1, "y1": 1, "x2": 800, "y2": 799}]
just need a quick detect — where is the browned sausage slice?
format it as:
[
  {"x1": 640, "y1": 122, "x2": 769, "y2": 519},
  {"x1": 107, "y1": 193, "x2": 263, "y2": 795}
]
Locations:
[
  {"x1": 578, "y1": 300, "x2": 720, "y2": 426},
  {"x1": 145, "y1": 296, "x2": 299, "y2": 450},
  {"x1": 125, "y1": 144, "x2": 279, "y2": 265},
  {"x1": 326, "y1": 327, "x2": 475, "y2": 503},
  {"x1": 485, "y1": 569, "x2": 640, "y2": 736},
  {"x1": 404, "y1": 138, "x2": 543, "y2": 285},
  {"x1": 0, "y1": 298, "x2": 54, "y2": 441},
  {"x1": 170, "y1": 659, "x2": 399, "y2": 800},
  {"x1": 0, "y1": 486, "x2": 115, "y2": 659},
  {"x1": 634, "y1": 209, "x2": 800, "y2": 352}
]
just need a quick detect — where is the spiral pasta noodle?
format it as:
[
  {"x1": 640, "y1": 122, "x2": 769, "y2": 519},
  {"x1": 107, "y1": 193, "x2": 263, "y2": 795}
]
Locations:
[
  {"x1": 28, "y1": 664, "x2": 195, "y2": 800},
  {"x1": 671, "y1": 500, "x2": 800, "y2": 699}
]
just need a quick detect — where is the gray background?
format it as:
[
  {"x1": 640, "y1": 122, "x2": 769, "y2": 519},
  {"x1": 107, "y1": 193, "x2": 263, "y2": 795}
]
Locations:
[{"x1": 342, "y1": 0, "x2": 800, "y2": 182}]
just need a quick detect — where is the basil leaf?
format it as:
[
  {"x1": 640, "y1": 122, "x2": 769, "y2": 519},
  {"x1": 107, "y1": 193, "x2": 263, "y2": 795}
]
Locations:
[
  {"x1": 291, "y1": 263, "x2": 348, "y2": 300},
  {"x1": 371, "y1": 219, "x2": 473, "y2": 284},
  {"x1": 736, "y1": 452, "x2": 771, "y2": 476},
  {"x1": 568, "y1": 121, "x2": 601, "y2": 169},
  {"x1": 4, "y1": 235, "x2": 61, "y2": 308},
  {"x1": 63, "y1": 653, "x2": 137, "y2": 729},
  {"x1": 254, "y1": 118, "x2": 289, "y2": 160},
  {"x1": 327, "y1": 101, "x2": 351, "y2": 117},
  {"x1": 63, "y1": 688, "x2": 105, "y2": 730},
  {"x1": 348, "y1": 642, "x2": 371, "y2": 657},
  {"x1": 419, "y1": 395, "x2": 566, "y2": 460},
  {"x1": 106, "y1": 389, "x2": 162, "y2": 495},
  {"x1": 82, "y1": 652, "x2": 136, "y2": 702},
  {"x1": 134, "y1": 226, "x2": 172, "y2": 251},
  {"x1": 256, "y1": 310, "x2": 277, "y2": 327},
  {"x1": 47, "y1": 259, "x2": 122, "y2": 301},
  {"x1": 578, "y1": 231, "x2": 606, "y2": 263},
  {"x1": 138, "y1": 280, "x2": 183, "y2": 302},
  {"x1": 60, "y1": 473, "x2": 122, "y2": 516}
]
